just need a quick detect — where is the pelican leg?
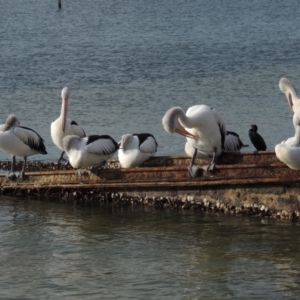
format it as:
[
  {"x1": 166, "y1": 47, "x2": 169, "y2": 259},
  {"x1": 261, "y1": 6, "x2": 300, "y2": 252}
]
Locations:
[
  {"x1": 203, "y1": 147, "x2": 217, "y2": 171},
  {"x1": 55, "y1": 151, "x2": 69, "y2": 165},
  {"x1": 16, "y1": 157, "x2": 27, "y2": 179},
  {"x1": 188, "y1": 148, "x2": 199, "y2": 178},
  {"x1": 6, "y1": 156, "x2": 17, "y2": 180}
]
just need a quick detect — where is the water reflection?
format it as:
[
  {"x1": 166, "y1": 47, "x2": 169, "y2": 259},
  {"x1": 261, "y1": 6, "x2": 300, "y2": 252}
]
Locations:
[{"x1": 0, "y1": 197, "x2": 299, "y2": 298}]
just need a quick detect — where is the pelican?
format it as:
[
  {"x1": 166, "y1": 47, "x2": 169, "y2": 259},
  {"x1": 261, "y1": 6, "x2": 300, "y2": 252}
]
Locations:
[
  {"x1": 162, "y1": 104, "x2": 226, "y2": 177},
  {"x1": 248, "y1": 124, "x2": 267, "y2": 152},
  {"x1": 118, "y1": 133, "x2": 158, "y2": 168},
  {"x1": 51, "y1": 86, "x2": 86, "y2": 164},
  {"x1": 275, "y1": 108, "x2": 300, "y2": 170},
  {"x1": 0, "y1": 114, "x2": 47, "y2": 179},
  {"x1": 279, "y1": 77, "x2": 300, "y2": 112},
  {"x1": 63, "y1": 134, "x2": 119, "y2": 174},
  {"x1": 184, "y1": 131, "x2": 248, "y2": 158}
]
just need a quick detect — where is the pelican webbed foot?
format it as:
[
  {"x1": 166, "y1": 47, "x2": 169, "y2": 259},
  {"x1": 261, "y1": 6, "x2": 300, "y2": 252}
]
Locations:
[
  {"x1": 188, "y1": 165, "x2": 199, "y2": 177},
  {"x1": 5, "y1": 171, "x2": 17, "y2": 181},
  {"x1": 188, "y1": 147, "x2": 199, "y2": 177},
  {"x1": 54, "y1": 151, "x2": 69, "y2": 165},
  {"x1": 5, "y1": 156, "x2": 19, "y2": 181},
  {"x1": 202, "y1": 162, "x2": 215, "y2": 172},
  {"x1": 202, "y1": 147, "x2": 217, "y2": 172},
  {"x1": 16, "y1": 171, "x2": 25, "y2": 179}
]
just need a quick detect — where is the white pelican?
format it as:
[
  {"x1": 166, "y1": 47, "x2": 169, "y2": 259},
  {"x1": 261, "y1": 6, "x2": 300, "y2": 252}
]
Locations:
[
  {"x1": 275, "y1": 108, "x2": 300, "y2": 169},
  {"x1": 118, "y1": 133, "x2": 158, "y2": 168},
  {"x1": 63, "y1": 134, "x2": 119, "y2": 174},
  {"x1": 279, "y1": 77, "x2": 300, "y2": 112},
  {"x1": 275, "y1": 144, "x2": 300, "y2": 170},
  {"x1": 51, "y1": 86, "x2": 86, "y2": 164},
  {"x1": 162, "y1": 104, "x2": 226, "y2": 177},
  {"x1": 0, "y1": 114, "x2": 47, "y2": 179},
  {"x1": 184, "y1": 130, "x2": 248, "y2": 158},
  {"x1": 248, "y1": 124, "x2": 267, "y2": 152}
]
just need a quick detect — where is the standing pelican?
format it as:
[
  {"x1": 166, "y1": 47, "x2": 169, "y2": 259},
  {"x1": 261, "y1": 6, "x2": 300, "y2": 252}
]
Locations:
[
  {"x1": 0, "y1": 114, "x2": 47, "y2": 179},
  {"x1": 279, "y1": 77, "x2": 300, "y2": 112},
  {"x1": 248, "y1": 124, "x2": 267, "y2": 152},
  {"x1": 118, "y1": 133, "x2": 158, "y2": 168},
  {"x1": 63, "y1": 134, "x2": 119, "y2": 174},
  {"x1": 184, "y1": 130, "x2": 248, "y2": 158},
  {"x1": 275, "y1": 108, "x2": 300, "y2": 170},
  {"x1": 162, "y1": 104, "x2": 226, "y2": 177},
  {"x1": 51, "y1": 87, "x2": 86, "y2": 164}
]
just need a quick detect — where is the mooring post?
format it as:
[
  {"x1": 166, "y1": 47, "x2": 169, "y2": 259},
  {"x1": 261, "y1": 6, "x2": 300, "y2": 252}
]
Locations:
[{"x1": 58, "y1": 0, "x2": 62, "y2": 9}]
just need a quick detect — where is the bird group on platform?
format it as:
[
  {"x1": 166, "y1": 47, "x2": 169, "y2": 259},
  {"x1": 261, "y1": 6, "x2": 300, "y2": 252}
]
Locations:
[
  {"x1": 0, "y1": 77, "x2": 298, "y2": 180},
  {"x1": 0, "y1": 87, "x2": 158, "y2": 180}
]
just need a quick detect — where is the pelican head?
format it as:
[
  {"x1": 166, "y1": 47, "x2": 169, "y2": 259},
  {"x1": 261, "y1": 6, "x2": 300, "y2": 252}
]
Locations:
[
  {"x1": 61, "y1": 86, "x2": 70, "y2": 133},
  {"x1": 162, "y1": 107, "x2": 196, "y2": 139},
  {"x1": 279, "y1": 78, "x2": 299, "y2": 112},
  {"x1": 6, "y1": 114, "x2": 20, "y2": 128}
]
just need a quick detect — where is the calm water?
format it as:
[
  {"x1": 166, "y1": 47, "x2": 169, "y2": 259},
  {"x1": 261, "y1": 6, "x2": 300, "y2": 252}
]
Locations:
[
  {"x1": 1, "y1": 0, "x2": 300, "y2": 298},
  {"x1": 0, "y1": 198, "x2": 300, "y2": 299}
]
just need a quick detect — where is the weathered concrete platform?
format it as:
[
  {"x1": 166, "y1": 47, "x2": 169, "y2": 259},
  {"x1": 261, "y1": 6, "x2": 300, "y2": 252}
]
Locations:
[{"x1": 0, "y1": 151, "x2": 299, "y2": 221}]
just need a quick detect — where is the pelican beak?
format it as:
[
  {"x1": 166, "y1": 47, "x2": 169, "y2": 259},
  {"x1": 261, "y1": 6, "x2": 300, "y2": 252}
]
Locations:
[
  {"x1": 175, "y1": 127, "x2": 197, "y2": 139},
  {"x1": 61, "y1": 96, "x2": 68, "y2": 133},
  {"x1": 285, "y1": 92, "x2": 294, "y2": 111}
]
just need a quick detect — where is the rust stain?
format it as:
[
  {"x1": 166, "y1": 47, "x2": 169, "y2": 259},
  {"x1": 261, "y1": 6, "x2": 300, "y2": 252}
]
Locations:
[{"x1": 0, "y1": 151, "x2": 299, "y2": 220}]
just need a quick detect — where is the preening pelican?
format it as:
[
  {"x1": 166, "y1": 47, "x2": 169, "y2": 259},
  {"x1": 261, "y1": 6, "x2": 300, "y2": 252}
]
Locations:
[
  {"x1": 51, "y1": 87, "x2": 86, "y2": 164},
  {"x1": 279, "y1": 77, "x2": 300, "y2": 112},
  {"x1": 118, "y1": 133, "x2": 158, "y2": 168},
  {"x1": 279, "y1": 106, "x2": 300, "y2": 147},
  {"x1": 275, "y1": 108, "x2": 300, "y2": 170},
  {"x1": 162, "y1": 104, "x2": 226, "y2": 177},
  {"x1": 0, "y1": 114, "x2": 47, "y2": 179},
  {"x1": 248, "y1": 124, "x2": 267, "y2": 152},
  {"x1": 63, "y1": 134, "x2": 119, "y2": 174},
  {"x1": 184, "y1": 131, "x2": 248, "y2": 158},
  {"x1": 275, "y1": 144, "x2": 300, "y2": 170}
]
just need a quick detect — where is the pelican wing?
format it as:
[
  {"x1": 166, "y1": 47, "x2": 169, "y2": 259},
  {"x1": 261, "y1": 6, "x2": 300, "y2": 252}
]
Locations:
[
  {"x1": 211, "y1": 108, "x2": 226, "y2": 149},
  {"x1": 71, "y1": 121, "x2": 86, "y2": 138},
  {"x1": 14, "y1": 126, "x2": 47, "y2": 154},
  {"x1": 136, "y1": 134, "x2": 158, "y2": 154},
  {"x1": 225, "y1": 131, "x2": 247, "y2": 152},
  {"x1": 86, "y1": 135, "x2": 118, "y2": 155}
]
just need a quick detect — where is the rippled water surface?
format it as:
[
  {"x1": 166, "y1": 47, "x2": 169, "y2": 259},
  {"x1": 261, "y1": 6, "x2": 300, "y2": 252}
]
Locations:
[
  {"x1": 0, "y1": 198, "x2": 300, "y2": 299},
  {"x1": 1, "y1": 0, "x2": 300, "y2": 161},
  {"x1": 1, "y1": 0, "x2": 300, "y2": 298}
]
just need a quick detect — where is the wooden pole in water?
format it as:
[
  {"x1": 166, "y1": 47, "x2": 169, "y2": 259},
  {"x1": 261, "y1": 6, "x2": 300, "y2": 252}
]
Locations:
[{"x1": 58, "y1": 0, "x2": 62, "y2": 9}]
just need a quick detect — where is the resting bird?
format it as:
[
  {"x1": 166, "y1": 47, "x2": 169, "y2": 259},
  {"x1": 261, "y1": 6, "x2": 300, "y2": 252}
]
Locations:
[
  {"x1": 162, "y1": 104, "x2": 226, "y2": 177},
  {"x1": 51, "y1": 86, "x2": 86, "y2": 164},
  {"x1": 279, "y1": 77, "x2": 300, "y2": 112},
  {"x1": 118, "y1": 133, "x2": 158, "y2": 168},
  {"x1": 275, "y1": 108, "x2": 300, "y2": 170},
  {"x1": 185, "y1": 130, "x2": 248, "y2": 158},
  {"x1": 63, "y1": 134, "x2": 119, "y2": 174},
  {"x1": 0, "y1": 114, "x2": 47, "y2": 179},
  {"x1": 248, "y1": 124, "x2": 267, "y2": 152}
]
